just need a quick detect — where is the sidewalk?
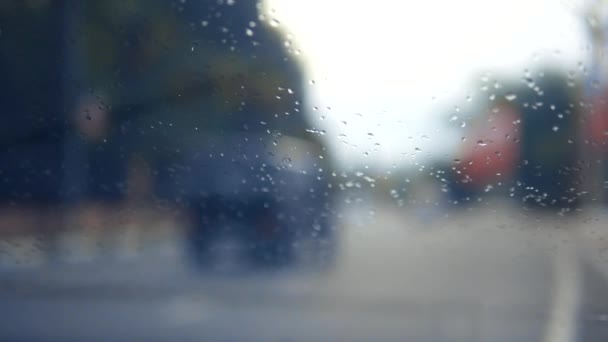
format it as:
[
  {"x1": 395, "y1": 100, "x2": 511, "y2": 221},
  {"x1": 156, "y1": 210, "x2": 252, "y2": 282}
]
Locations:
[{"x1": 0, "y1": 204, "x2": 184, "y2": 270}]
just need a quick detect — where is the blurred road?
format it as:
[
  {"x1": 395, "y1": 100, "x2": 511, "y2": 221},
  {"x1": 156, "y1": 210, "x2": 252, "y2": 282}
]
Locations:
[{"x1": 1, "y1": 201, "x2": 608, "y2": 341}]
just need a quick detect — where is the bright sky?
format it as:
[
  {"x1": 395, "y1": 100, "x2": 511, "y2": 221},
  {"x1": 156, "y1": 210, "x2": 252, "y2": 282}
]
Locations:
[{"x1": 263, "y1": 0, "x2": 590, "y2": 171}]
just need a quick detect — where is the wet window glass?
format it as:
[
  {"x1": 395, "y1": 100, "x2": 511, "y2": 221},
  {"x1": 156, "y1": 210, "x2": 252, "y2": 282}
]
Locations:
[{"x1": 1, "y1": 0, "x2": 608, "y2": 340}]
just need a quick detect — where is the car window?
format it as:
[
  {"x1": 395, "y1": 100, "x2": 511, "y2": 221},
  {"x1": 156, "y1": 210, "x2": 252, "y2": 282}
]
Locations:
[{"x1": 1, "y1": 1, "x2": 607, "y2": 341}]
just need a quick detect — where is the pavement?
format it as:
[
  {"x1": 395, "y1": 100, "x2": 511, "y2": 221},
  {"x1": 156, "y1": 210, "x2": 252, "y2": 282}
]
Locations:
[{"x1": 1, "y1": 200, "x2": 608, "y2": 341}]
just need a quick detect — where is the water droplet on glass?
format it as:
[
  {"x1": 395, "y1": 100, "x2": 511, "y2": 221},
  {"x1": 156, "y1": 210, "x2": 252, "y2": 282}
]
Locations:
[
  {"x1": 505, "y1": 93, "x2": 517, "y2": 101},
  {"x1": 305, "y1": 128, "x2": 326, "y2": 136}
]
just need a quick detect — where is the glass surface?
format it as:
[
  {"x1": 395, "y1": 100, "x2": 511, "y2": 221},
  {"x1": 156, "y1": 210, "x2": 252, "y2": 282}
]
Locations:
[{"x1": 1, "y1": 0, "x2": 608, "y2": 340}]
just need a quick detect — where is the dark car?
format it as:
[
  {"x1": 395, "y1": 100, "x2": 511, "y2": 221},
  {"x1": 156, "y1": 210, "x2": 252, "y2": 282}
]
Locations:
[{"x1": 163, "y1": 132, "x2": 335, "y2": 268}]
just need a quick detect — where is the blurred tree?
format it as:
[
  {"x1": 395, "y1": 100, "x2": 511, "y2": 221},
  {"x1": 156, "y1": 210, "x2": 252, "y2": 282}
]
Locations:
[
  {"x1": 0, "y1": 0, "x2": 67, "y2": 203},
  {"x1": 74, "y1": 0, "x2": 324, "y2": 200}
]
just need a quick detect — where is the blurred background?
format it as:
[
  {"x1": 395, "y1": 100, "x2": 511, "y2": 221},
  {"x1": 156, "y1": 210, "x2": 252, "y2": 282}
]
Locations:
[{"x1": 2, "y1": 0, "x2": 608, "y2": 341}]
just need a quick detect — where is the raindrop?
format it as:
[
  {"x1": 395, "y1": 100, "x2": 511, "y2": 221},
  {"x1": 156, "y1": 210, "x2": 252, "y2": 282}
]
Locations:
[
  {"x1": 505, "y1": 93, "x2": 517, "y2": 101},
  {"x1": 305, "y1": 128, "x2": 326, "y2": 136}
]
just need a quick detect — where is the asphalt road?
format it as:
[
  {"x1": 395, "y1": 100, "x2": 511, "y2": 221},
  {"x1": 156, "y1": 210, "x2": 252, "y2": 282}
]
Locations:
[{"x1": 1, "y1": 202, "x2": 608, "y2": 341}]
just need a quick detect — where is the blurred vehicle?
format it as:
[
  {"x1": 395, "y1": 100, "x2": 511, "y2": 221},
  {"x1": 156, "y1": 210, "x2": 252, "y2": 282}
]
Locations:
[
  {"x1": 170, "y1": 133, "x2": 334, "y2": 268},
  {"x1": 446, "y1": 71, "x2": 582, "y2": 212},
  {"x1": 447, "y1": 97, "x2": 521, "y2": 204},
  {"x1": 584, "y1": 0, "x2": 608, "y2": 206},
  {"x1": 0, "y1": 1, "x2": 336, "y2": 268},
  {"x1": 586, "y1": 80, "x2": 608, "y2": 204},
  {"x1": 516, "y1": 71, "x2": 582, "y2": 212}
]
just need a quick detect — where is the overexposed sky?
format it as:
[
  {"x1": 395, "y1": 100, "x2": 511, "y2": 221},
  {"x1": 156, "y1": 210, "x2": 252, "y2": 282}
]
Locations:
[{"x1": 263, "y1": 0, "x2": 589, "y2": 171}]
